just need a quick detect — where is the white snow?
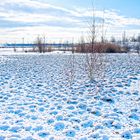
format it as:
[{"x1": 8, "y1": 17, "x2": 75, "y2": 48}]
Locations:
[{"x1": 0, "y1": 53, "x2": 140, "y2": 140}]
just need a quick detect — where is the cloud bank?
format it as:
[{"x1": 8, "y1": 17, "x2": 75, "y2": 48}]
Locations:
[{"x1": 0, "y1": 0, "x2": 140, "y2": 43}]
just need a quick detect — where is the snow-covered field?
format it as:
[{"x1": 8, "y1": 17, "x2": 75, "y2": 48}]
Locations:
[{"x1": 0, "y1": 53, "x2": 140, "y2": 140}]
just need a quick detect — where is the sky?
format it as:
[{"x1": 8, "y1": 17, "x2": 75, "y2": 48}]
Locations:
[{"x1": 0, "y1": 0, "x2": 140, "y2": 43}]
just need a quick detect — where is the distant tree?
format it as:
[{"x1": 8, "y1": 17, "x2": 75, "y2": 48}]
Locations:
[
  {"x1": 64, "y1": 41, "x2": 68, "y2": 53},
  {"x1": 80, "y1": 36, "x2": 86, "y2": 53},
  {"x1": 110, "y1": 36, "x2": 116, "y2": 43},
  {"x1": 137, "y1": 34, "x2": 140, "y2": 42},
  {"x1": 136, "y1": 34, "x2": 140, "y2": 54},
  {"x1": 122, "y1": 31, "x2": 126, "y2": 44},
  {"x1": 101, "y1": 10, "x2": 107, "y2": 43},
  {"x1": 14, "y1": 42, "x2": 17, "y2": 52},
  {"x1": 58, "y1": 40, "x2": 62, "y2": 51},
  {"x1": 122, "y1": 31, "x2": 130, "y2": 52},
  {"x1": 36, "y1": 36, "x2": 45, "y2": 53},
  {"x1": 14, "y1": 47, "x2": 16, "y2": 52},
  {"x1": 130, "y1": 35, "x2": 137, "y2": 42}
]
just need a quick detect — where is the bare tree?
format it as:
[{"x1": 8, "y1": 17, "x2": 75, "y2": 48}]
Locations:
[
  {"x1": 122, "y1": 31, "x2": 126, "y2": 47},
  {"x1": 36, "y1": 36, "x2": 45, "y2": 53},
  {"x1": 14, "y1": 47, "x2": 16, "y2": 52},
  {"x1": 43, "y1": 36, "x2": 46, "y2": 53},
  {"x1": 84, "y1": 5, "x2": 106, "y2": 82},
  {"x1": 14, "y1": 42, "x2": 16, "y2": 52},
  {"x1": 136, "y1": 34, "x2": 140, "y2": 54},
  {"x1": 22, "y1": 37, "x2": 24, "y2": 52},
  {"x1": 110, "y1": 36, "x2": 116, "y2": 43},
  {"x1": 130, "y1": 35, "x2": 137, "y2": 42},
  {"x1": 101, "y1": 10, "x2": 106, "y2": 43},
  {"x1": 64, "y1": 1, "x2": 106, "y2": 86},
  {"x1": 80, "y1": 35, "x2": 86, "y2": 53},
  {"x1": 122, "y1": 31, "x2": 130, "y2": 52},
  {"x1": 63, "y1": 54, "x2": 76, "y2": 87},
  {"x1": 71, "y1": 38, "x2": 75, "y2": 54}
]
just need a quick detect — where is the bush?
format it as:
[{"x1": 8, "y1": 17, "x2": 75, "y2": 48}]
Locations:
[
  {"x1": 104, "y1": 43, "x2": 121, "y2": 53},
  {"x1": 75, "y1": 43, "x2": 121, "y2": 53},
  {"x1": 106, "y1": 47, "x2": 116, "y2": 53},
  {"x1": 47, "y1": 46, "x2": 53, "y2": 52}
]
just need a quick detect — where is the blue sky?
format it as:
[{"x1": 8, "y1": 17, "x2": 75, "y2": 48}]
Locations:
[{"x1": 0, "y1": 0, "x2": 140, "y2": 43}]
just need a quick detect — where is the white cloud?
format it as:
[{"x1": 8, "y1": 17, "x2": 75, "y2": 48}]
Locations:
[{"x1": 0, "y1": 0, "x2": 140, "y2": 43}]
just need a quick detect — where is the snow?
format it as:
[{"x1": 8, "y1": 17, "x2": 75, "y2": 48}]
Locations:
[{"x1": 0, "y1": 53, "x2": 140, "y2": 139}]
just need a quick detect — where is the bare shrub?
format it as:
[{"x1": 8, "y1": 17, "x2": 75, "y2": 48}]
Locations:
[
  {"x1": 74, "y1": 46, "x2": 106, "y2": 83},
  {"x1": 104, "y1": 43, "x2": 121, "y2": 53},
  {"x1": 63, "y1": 54, "x2": 76, "y2": 87},
  {"x1": 75, "y1": 43, "x2": 121, "y2": 53},
  {"x1": 84, "y1": 53, "x2": 105, "y2": 82},
  {"x1": 47, "y1": 46, "x2": 53, "y2": 52}
]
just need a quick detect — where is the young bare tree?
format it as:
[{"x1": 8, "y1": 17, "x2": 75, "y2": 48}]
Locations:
[
  {"x1": 64, "y1": 1, "x2": 106, "y2": 87},
  {"x1": 83, "y1": 6, "x2": 106, "y2": 82}
]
